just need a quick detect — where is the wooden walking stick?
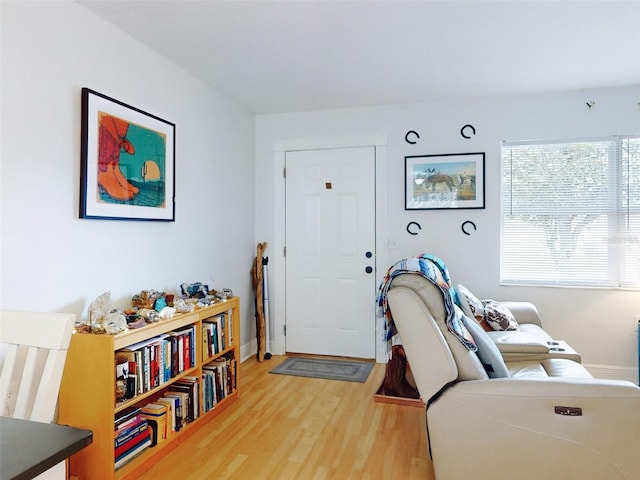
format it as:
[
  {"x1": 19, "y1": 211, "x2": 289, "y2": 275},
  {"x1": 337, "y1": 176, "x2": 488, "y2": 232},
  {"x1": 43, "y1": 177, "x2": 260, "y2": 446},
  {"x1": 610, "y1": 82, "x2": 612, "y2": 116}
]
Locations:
[{"x1": 251, "y1": 242, "x2": 267, "y2": 361}]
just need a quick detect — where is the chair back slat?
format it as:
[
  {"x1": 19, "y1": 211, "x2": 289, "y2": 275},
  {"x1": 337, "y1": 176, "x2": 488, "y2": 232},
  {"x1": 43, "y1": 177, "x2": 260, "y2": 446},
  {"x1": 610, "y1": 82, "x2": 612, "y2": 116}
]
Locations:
[
  {"x1": 13, "y1": 346, "x2": 40, "y2": 419},
  {"x1": 31, "y1": 349, "x2": 68, "y2": 423},
  {"x1": 0, "y1": 310, "x2": 75, "y2": 422},
  {"x1": 0, "y1": 343, "x2": 19, "y2": 417}
]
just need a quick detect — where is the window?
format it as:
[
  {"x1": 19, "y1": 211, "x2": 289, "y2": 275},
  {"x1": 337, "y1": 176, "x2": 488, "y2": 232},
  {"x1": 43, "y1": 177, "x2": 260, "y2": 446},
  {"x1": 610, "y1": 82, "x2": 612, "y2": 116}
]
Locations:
[{"x1": 501, "y1": 136, "x2": 640, "y2": 288}]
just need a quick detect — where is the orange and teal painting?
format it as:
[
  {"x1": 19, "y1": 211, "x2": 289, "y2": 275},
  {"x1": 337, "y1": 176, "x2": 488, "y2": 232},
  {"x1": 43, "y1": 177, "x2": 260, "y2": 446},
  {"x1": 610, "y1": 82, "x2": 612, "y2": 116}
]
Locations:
[{"x1": 97, "y1": 111, "x2": 167, "y2": 207}]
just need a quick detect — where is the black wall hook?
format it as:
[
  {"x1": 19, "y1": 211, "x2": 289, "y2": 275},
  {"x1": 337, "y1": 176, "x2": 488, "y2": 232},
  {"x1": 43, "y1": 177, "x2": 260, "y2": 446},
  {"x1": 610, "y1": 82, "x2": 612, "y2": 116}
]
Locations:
[
  {"x1": 460, "y1": 124, "x2": 476, "y2": 139},
  {"x1": 407, "y1": 221, "x2": 422, "y2": 235},
  {"x1": 405, "y1": 130, "x2": 420, "y2": 144},
  {"x1": 461, "y1": 220, "x2": 477, "y2": 235}
]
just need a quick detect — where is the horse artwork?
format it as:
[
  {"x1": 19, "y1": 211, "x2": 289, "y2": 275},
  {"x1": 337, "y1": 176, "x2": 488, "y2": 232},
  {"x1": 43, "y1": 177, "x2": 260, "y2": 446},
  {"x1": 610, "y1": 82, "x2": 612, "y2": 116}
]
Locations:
[
  {"x1": 405, "y1": 152, "x2": 485, "y2": 210},
  {"x1": 425, "y1": 168, "x2": 455, "y2": 192}
]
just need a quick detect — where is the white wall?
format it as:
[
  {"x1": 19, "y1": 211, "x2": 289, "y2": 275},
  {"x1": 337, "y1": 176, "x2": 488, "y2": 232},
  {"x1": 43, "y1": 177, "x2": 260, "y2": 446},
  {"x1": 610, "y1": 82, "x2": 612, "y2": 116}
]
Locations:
[
  {"x1": 256, "y1": 86, "x2": 640, "y2": 380},
  {"x1": 0, "y1": 2, "x2": 256, "y2": 352}
]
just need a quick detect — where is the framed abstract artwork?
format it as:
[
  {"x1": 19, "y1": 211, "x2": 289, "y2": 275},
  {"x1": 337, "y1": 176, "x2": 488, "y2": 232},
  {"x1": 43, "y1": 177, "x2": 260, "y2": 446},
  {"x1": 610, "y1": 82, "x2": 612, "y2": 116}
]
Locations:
[
  {"x1": 80, "y1": 88, "x2": 175, "y2": 221},
  {"x1": 405, "y1": 152, "x2": 485, "y2": 210}
]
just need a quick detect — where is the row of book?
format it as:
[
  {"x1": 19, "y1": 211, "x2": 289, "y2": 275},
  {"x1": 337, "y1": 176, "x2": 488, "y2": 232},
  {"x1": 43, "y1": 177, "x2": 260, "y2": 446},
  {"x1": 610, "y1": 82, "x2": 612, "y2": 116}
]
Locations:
[
  {"x1": 202, "y1": 311, "x2": 233, "y2": 361},
  {"x1": 115, "y1": 325, "x2": 196, "y2": 402},
  {"x1": 114, "y1": 406, "x2": 152, "y2": 470},
  {"x1": 202, "y1": 353, "x2": 237, "y2": 414},
  {"x1": 113, "y1": 378, "x2": 202, "y2": 470}
]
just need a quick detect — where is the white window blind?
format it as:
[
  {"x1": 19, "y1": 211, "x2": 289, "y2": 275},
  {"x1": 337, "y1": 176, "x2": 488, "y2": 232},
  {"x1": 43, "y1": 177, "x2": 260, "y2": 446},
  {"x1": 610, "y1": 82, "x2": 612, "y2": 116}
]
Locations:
[{"x1": 501, "y1": 136, "x2": 640, "y2": 288}]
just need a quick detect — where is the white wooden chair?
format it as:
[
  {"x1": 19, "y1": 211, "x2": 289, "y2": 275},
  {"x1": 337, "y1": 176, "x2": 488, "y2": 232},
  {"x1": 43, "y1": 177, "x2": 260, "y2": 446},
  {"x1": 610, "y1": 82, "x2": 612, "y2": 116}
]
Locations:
[{"x1": 0, "y1": 310, "x2": 76, "y2": 479}]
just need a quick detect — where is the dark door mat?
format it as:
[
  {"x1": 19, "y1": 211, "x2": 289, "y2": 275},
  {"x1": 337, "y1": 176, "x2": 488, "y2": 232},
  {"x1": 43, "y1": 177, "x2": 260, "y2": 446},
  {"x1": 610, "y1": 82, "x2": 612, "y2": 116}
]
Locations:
[{"x1": 269, "y1": 356, "x2": 374, "y2": 383}]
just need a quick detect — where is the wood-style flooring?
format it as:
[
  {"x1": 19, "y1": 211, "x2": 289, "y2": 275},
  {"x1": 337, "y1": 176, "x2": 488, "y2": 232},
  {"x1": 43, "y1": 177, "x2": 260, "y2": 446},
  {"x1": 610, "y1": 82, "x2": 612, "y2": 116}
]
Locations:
[{"x1": 138, "y1": 355, "x2": 434, "y2": 479}]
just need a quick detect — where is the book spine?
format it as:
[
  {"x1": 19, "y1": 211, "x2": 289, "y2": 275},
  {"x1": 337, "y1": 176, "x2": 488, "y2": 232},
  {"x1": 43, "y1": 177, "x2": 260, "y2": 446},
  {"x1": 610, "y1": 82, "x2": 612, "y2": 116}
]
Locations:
[
  {"x1": 114, "y1": 419, "x2": 146, "y2": 444},
  {"x1": 115, "y1": 426, "x2": 150, "y2": 458},
  {"x1": 114, "y1": 436, "x2": 152, "y2": 470},
  {"x1": 114, "y1": 408, "x2": 142, "y2": 429}
]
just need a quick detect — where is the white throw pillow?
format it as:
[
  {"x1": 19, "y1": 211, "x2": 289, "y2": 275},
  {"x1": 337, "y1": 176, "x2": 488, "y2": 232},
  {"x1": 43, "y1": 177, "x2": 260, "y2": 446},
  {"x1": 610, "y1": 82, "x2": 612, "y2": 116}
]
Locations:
[{"x1": 457, "y1": 284, "x2": 491, "y2": 331}]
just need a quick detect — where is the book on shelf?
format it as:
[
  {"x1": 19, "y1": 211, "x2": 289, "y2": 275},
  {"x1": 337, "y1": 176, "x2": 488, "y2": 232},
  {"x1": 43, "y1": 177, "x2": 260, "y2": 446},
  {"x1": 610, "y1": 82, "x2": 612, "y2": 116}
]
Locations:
[
  {"x1": 202, "y1": 311, "x2": 230, "y2": 358},
  {"x1": 170, "y1": 376, "x2": 199, "y2": 423},
  {"x1": 155, "y1": 396, "x2": 177, "y2": 435},
  {"x1": 114, "y1": 407, "x2": 151, "y2": 470},
  {"x1": 220, "y1": 313, "x2": 226, "y2": 351},
  {"x1": 114, "y1": 433, "x2": 152, "y2": 470},
  {"x1": 160, "y1": 393, "x2": 185, "y2": 432},
  {"x1": 116, "y1": 330, "x2": 199, "y2": 401},
  {"x1": 202, "y1": 321, "x2": 217, "y2": 360},
  {"x1": 202, "y1": 354, "x2": 235, "y2": 405},
  {"x1": 202, "y1": 369, "x2": 216, "y2": 413},
  {"x1": 145, "y1": 419, "x2": 160, "y2": 447},
  {"x1": 141, "y1": 402, "x2": 169, "y2": 446},
  {"x1": 117, "y1": 336, "x2": 166, "y2": 398},
  {"x1": 115, "y1": 406, "x2": 142, "y2": 430},
  {"x1": 115, "y1": 421, "x2": 149, "y2": 457},
  {"x1": 164, "y1": 391, "x2": 189, "y2": 428},
  {"x1": 115, "y1": 418, "x2": 147, "y2": 446},
  {"x1": 168, "y1": 325, "x2": 195, "y2": 376}
]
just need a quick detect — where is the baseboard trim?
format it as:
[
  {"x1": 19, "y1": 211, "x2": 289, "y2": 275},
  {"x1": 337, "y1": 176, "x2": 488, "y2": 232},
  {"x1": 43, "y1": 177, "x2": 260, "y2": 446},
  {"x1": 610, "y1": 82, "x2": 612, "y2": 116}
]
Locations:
[
  {"x1": 583, "y1": 363, "x2": 638, "y2": 384},
  {"x1": 241, "y1": 338, "x2": 257, "y2": 363}
]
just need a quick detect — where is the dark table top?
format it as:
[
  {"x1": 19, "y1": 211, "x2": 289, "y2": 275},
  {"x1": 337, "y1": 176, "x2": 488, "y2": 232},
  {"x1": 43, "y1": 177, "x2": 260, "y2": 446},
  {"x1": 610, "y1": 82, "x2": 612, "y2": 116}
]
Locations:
[{"x1": 0, "y1": 416, "x2": 92, "y2": 480}]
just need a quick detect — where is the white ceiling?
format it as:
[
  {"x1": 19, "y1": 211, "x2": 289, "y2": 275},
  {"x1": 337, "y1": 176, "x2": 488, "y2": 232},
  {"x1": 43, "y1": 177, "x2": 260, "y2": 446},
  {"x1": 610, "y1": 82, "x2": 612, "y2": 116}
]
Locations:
[{"x1": 78, "y1": 0, "x2": 640, "y2": 114}]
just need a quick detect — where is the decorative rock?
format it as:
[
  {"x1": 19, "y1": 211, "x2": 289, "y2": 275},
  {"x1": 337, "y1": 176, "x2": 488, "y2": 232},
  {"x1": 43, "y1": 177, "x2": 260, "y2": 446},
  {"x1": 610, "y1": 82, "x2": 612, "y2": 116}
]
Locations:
[
  {"x1": 90, "y1": 324, "x2": 106, "y2": 335},
  {"x1": 173, "y1": 298, "x2": 194, "y2": 313},
  {"x1": 127, "y1": 317, "x2": 146, "y2": 329},
  {"x1": 105, "y1": 312, "x2": 127, "y2": 334},
  {"x1": 88, "y1": 291, "x2": 111, "y2": 326},
  {"x1": 181, "y1": 282, "x2": 208, "y2": 299},
  {"x1": 75, "y1": 323, "x2": 91, "y2": 334},
  {"x1": 158, "y1": 306, "x2": 176, "y2": 320},
  {"x1": 154, "y1": 297, "x2": 168, "y2": 312}
]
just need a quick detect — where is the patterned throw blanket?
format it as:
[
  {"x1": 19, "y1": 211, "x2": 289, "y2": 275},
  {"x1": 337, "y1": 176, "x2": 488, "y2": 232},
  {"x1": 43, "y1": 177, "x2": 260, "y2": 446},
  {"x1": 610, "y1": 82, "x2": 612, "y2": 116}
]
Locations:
[{"x1": 376, "y1": 254, "x2": 476, "y2": 358}]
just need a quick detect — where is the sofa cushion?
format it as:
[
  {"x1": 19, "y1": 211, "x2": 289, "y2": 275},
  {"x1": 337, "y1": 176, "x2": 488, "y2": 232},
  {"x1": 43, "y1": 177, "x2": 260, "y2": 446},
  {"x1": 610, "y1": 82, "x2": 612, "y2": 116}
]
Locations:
[
  {"x1": 540, "y1": 359, "x2": 593, "y2": 378},
  {"x1": 457, "y1": 284, "x2": 518, "y2": 332},
  {"x1": 518, "y1": 323, "x2": 553, "y2": 341},
  {"x1": 507, "y1": 359, "x2": 593, "y2": 379},
  {"x1": 460, "y1": 307, "x2": 510, "y2": 378}
]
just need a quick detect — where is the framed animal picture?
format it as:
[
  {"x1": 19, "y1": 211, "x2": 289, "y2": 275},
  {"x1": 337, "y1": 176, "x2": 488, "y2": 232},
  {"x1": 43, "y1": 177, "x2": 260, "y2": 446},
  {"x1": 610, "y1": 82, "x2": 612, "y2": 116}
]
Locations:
[{"x1": 405, "y1": 152, "x2": 485, "y2": 210}]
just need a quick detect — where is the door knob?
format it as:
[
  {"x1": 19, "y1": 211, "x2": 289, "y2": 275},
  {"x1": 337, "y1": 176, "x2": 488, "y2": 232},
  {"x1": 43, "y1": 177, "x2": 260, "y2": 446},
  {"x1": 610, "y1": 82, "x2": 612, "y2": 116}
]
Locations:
[
  {"x1": 365, "y1": 251, "x2": 373, "y2": 258},
  {"x1": 365, "y1": 266, "x2": 373, "y2": 274}
]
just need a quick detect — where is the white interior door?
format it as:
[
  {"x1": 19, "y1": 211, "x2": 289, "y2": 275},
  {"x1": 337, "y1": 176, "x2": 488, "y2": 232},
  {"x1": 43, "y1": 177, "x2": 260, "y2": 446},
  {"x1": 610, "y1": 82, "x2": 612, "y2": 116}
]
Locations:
[{"x1": 285, "y1": 146, "x2": 376, "y2": 358}]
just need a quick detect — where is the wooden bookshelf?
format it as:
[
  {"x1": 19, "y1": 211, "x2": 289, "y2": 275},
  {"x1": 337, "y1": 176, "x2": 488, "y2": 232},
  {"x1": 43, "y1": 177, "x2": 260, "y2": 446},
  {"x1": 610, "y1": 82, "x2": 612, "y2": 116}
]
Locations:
[{"x1": 59, "y1": 297, "x2": 240, "y2": 480}]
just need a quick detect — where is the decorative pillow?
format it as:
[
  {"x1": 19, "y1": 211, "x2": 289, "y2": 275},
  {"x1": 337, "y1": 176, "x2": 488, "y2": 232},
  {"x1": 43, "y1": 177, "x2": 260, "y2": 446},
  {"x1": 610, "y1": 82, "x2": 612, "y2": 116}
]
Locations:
[
  {"x1": 457, "y1": 284, "x2": 519, "y2": 332},
  {"x1": 456, "y1": 284, "x2": 492, "y2": 331},
  {"x1": 483, "y1": 299, "x2": 518, "y2": 331},
  {"x1": 458, "y1": 306, "x2": 510, "y2": 378}
]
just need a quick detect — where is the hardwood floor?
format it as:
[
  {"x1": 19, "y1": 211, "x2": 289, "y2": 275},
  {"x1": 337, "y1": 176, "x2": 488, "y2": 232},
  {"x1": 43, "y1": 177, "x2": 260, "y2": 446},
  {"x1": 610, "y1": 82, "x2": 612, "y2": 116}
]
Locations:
[{"x1": 138, "y1": 355, "x2": 434, "y2": 479}]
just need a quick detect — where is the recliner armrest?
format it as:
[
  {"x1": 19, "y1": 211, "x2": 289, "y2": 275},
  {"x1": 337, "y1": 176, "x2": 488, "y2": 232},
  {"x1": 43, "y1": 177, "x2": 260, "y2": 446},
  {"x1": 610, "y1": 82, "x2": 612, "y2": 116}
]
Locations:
[
  {"x1": 499, "y1": 301, "x2": 543, "y2": 327},
  {"x1": 486, "y1": 330, "x2": 550, "y2": 353},
  {"x1": 449, "y1": 376, "x2": 640, "y2": 397}
]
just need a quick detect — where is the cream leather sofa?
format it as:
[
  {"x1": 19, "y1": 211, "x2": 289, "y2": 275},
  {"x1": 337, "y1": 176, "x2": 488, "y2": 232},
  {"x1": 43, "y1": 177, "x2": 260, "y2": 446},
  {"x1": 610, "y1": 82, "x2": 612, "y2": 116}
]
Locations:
[
  {"x1": 386, "y1": 273, "x2": 640, "y2": 480},
  {"x1": 483, "y1": 301, "x2": 581, "y2": 363}
]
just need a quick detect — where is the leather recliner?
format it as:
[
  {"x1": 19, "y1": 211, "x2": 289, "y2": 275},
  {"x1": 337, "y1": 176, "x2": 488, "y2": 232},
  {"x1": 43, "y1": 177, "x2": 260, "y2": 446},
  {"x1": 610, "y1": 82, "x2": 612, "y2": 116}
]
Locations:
[{"x1": 385, "y1": 273, "x2": 640, "y2": 480}]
